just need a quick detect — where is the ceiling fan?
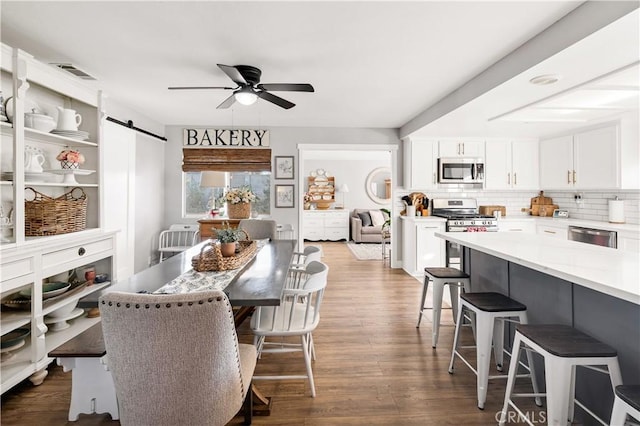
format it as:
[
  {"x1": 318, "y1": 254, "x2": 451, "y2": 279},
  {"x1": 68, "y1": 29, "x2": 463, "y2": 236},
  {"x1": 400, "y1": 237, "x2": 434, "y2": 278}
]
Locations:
[{"x1": 168, "y1": 64, "x2": 314, "y2": 109}]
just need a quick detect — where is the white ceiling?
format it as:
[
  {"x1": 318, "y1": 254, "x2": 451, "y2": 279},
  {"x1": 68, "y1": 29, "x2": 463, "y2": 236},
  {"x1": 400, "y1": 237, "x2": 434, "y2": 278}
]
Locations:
[{"x1": 1, "y1": 1, "x2": 637, "y2": 139}]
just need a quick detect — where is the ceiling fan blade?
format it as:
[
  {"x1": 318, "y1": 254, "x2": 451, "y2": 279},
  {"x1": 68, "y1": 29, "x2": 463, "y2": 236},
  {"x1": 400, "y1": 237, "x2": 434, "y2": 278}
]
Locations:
[
  {"x1": 257, "y1": 83, "x2": 314, "y2": 92},
  {"x1": 257, "y1": 91, "x2": 295, "y2": 109},
  {"x1": 217, "y1": 64, "x2": 248, "y2": 86},
  {"x1": 168, "y1": 86, "x2": 234, "y2": 90},
  {"x1": 217, "y1": 94, "x2": 236, "y2": 109}
]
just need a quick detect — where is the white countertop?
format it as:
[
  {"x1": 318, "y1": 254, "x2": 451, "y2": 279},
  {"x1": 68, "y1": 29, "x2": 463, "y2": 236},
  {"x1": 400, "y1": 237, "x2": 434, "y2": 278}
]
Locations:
[{"x1": 435, "y1": 231, "x2": 640, "y2": 305}]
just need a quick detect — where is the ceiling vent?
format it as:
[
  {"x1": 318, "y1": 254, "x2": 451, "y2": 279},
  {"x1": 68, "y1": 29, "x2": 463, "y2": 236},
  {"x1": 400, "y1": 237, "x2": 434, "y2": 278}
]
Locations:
[{"x1": 50, "y1": 63, "x2": 96, "y2": 80}]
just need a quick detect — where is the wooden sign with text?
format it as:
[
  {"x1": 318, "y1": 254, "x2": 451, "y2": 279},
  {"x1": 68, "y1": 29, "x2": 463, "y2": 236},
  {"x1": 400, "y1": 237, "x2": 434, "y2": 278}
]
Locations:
[{"x1": 183, "y1": 128, "x2": 269, "y2": 147}]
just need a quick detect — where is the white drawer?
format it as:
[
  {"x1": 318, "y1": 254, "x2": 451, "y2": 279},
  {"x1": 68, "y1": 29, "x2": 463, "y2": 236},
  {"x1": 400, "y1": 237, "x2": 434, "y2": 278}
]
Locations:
[
  {"x1": 1, "y1": 256, "x2": 35, "y2": 283},
  {"x1": 304, "y1": 218, "x2": 324, "y2": 227},
  {"x1": 325, "y1": 218, "x2": 346, "y2": 227},
  {"x1": 325, "y1": 228, "x2": 347, "y2": 240},
  {"x1": 42, "y1": 238, "x2": 113, "y2": 271}
]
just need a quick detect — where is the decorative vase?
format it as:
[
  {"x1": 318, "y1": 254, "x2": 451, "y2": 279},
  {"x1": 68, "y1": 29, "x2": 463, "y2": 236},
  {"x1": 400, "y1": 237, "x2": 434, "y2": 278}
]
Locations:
[
  {"x1": 220, "y1": 242, "x2": 236, "y2": 257},
  {"x1": 227, "y1": 202, "x2": 250, "y2": 219},
  {"x1": 60, "y1": 160, "x2": 79, "y2": 169}
]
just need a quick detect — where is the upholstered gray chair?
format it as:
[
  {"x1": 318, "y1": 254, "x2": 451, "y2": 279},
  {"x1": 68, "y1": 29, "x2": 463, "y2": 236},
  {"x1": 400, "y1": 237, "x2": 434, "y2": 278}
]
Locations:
[
  {"x1": 238, "y1": 219, "x2": 277, "y2": 241},
  {"x1": 100, "y1": 290, "x2": 256, "y2": 426}
]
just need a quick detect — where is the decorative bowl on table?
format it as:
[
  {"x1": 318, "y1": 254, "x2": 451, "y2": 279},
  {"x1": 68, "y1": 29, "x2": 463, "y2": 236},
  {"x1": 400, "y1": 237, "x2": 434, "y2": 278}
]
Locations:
[
  {"x1": 1, "y1": 328, "x2": 30, "y2": 361},
  {"x1": 47, "y1": 299, "x2": 79, "y2": 319}
]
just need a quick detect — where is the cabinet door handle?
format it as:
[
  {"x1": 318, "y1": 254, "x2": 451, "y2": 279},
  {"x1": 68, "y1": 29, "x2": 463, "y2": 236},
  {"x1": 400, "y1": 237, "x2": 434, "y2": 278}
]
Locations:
[
  {"x1": 544, "y1": 230, "x2": 556, "y2": 234},
  {"x1": 457, "y1": 143, "x2": 460, "y2": 155},
  {"x1": 573, "y1": 170, "x2": 576, "y2": 184},
  {"x1": 507, "y1": 173, "x2": 510, "y2": 185},
  {"x1": 461, "y1": 143, "x2": 464, "y2": 155},
  {"x1": 567, "y1": 170, "x2": 571, "y2": 184},
  {"x1": 78, "y1": 247, "x2": 86, "y2": 256},
  {"x1": 514, "y1": 173, "x2": 517, "y2": 185}
]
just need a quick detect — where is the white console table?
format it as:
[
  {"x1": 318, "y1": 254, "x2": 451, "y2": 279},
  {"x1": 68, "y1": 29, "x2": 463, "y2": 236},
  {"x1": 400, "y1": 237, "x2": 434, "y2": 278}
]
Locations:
[{"x1": 303, "y1": 210, "x2": 349, "y2": 241}]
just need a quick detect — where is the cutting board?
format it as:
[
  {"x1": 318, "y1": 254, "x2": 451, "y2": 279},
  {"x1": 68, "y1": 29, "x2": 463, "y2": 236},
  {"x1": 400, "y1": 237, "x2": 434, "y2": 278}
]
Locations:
[
  {"x1": 530, "y1": 191, "x2": 553, "y2": 206},
  {"x1": 479, "y1": 205, "x2": 506, "y2": 217}
]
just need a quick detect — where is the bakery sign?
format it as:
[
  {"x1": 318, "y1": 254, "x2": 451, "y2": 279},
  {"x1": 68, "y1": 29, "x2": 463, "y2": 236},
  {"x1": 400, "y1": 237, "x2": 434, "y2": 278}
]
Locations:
[{"x1": 183, "y1": 128, "x2": 269, "y2": 147}]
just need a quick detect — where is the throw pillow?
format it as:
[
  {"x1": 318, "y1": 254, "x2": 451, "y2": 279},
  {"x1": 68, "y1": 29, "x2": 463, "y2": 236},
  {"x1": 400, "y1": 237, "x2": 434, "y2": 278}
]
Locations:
[
  {"x1": 369, "y1": 210, "x2": 385, "y2": 227},
  {"x1": 358, "y1": 212, "x2": 372, "y2": 227}
]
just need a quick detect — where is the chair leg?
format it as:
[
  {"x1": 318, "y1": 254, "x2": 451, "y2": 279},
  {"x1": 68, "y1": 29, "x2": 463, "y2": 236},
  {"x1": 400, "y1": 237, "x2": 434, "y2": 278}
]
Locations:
[
  {"x1": 301, "y1": 334, "x2": 316, "y2": 397},
  {"x1": 492, "y1": 317, "x2": 505, "y2": 371},
  {"x1": 610, "y1": 397, "x2": 629, "y2": 426},
  {"x1": 499, "y1": 333, "x2": 523, "y2": 426},
  {"x1": 431, "y1": 280, "x2": 445, "y2": 348},
  {"x1": 544, "y1": 356, "x2": 572, "y2": 426},
  {"x1": 475, "y1": 312, "x2": 493, "y2": 410},
  {"x1": 416, "y1": 276, "x2": 430, "y2": 328},
  {"x1": 448, "y1": 303, "x2": 465, "y2": 374},
  {"x1": 449, "y1": 283, "x2": 460, "y2": 325},
  {"x1": 243, "y1": 381, "x2": 253, "y2": 425}
]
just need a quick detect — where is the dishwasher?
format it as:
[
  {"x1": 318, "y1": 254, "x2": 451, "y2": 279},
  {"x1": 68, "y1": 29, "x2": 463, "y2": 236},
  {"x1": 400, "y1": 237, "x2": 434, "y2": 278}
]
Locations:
[{"x1": 568, "y1": 226, "x2": 617, "y2": 248}]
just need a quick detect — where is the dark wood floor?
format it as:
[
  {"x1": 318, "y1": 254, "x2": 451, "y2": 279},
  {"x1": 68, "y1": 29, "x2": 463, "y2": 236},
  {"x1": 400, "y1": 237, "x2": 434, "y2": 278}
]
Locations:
[{"x1": 1, "y1": 242, "x2": 544, "y2": 425}]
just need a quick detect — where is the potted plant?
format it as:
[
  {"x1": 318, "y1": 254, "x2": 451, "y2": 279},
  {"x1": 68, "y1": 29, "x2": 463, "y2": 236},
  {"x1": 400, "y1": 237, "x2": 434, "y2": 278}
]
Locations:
[
  {"x1": 215, "y1": 222, "x2": 240, "y2": 257},
  {"x1": 56, "y1": 149, "x2": 85, "y2": 169}
]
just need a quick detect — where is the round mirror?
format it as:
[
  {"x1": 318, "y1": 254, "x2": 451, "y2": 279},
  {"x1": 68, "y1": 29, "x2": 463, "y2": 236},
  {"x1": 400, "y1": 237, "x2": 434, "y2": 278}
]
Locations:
[{"x1": 365, "y1": 167, "x2": 391, "y2": 205}]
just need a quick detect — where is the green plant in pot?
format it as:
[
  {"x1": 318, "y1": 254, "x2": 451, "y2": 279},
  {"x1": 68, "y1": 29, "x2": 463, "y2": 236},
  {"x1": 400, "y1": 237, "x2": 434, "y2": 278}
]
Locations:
[{"x1": 215, "y1": 222, "x2": 239, "y2": 257}]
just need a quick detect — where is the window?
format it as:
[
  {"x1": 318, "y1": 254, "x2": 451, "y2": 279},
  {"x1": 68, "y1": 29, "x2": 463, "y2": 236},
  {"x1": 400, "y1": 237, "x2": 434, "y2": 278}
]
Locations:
[{"x1": 183, "y1": 171, "x2": 271, "y2": 217}]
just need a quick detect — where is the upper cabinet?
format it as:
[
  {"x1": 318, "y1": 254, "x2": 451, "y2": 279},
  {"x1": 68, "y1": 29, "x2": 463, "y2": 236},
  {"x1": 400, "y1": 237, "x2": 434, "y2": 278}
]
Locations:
[
  {"x1": 438, "y1": 139, "x2": 485, "y2": 158},
  {"x1": 539, "y1": 123, "x2": 632, "y2": 190},
  {"x1": 485, "y1": 139, "x2": 539, "y2": 190},
  {"x1": 403, "y1": 138, "x2": 438, "y2": 190},
  {"x1": 1, "y1": 44, "x2": 104, "y2": 248}
]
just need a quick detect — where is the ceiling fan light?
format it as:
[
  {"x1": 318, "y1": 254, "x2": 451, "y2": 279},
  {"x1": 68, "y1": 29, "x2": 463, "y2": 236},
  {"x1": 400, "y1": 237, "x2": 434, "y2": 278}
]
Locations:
[{"x1": 235, "y1": 89, "x2": 258, "y2": 105}]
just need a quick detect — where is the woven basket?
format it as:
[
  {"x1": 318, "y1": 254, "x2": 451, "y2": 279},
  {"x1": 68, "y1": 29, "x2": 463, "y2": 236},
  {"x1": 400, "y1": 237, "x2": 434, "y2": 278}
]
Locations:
[
  {"x1": 191, "y1": 239, "x2": 257, "y2": 272},
  {"x1": 25, "y1": 187, "x2": 87, "y2": 236},
  {"x1": 227, "y1": 202, "x2": 250, "y2": 219}
]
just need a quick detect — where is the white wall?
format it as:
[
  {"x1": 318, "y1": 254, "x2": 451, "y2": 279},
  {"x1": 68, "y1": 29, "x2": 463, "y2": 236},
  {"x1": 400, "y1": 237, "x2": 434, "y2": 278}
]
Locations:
[{"x1": 163, "y1": 125, "x2": 399, "y2": 238}]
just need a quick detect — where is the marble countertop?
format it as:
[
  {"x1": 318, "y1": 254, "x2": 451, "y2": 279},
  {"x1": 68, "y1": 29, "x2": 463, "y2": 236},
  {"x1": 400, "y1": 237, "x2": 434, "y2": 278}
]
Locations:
[{"x1": 435, "y1": 231, "x2": 640, "y2": 305}]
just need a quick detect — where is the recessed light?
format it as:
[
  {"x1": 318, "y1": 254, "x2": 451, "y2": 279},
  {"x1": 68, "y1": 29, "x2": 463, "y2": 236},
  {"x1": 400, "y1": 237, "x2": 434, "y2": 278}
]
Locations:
[{"x1": 529, "y1": 74, "x2": 561, "y2": 86}]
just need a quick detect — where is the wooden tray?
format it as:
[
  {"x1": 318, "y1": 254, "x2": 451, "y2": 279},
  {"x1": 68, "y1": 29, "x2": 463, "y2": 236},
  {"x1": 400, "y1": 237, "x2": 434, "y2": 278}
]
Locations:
[{"x1": 191, "y1": 240, "x2": 257, "y2": 272}]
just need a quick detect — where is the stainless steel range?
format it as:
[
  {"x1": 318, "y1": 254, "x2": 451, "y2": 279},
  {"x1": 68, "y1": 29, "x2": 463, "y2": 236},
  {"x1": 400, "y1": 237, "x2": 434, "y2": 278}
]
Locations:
[{"x1": 431, "y1": 198, "x2": 498, "y2": 267}]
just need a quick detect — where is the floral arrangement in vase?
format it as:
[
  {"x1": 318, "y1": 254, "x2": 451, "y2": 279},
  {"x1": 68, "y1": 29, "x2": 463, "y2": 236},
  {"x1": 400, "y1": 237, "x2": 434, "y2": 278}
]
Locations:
[
  {"x1": 56, "y1": 149, "x2": 85, "y2": 169},
  {"x1": 218, "y1": 186, "x2": 257, "y2": 205},
  {"x1": 303, "y1": 192, "x2": 312, "y2": 210}
]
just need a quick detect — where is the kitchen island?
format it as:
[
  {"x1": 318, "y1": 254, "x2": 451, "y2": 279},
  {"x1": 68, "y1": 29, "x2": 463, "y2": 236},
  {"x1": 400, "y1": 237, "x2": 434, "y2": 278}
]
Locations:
[{"x1": 435, "y1": 231, "x2": 640, "y2": 424}]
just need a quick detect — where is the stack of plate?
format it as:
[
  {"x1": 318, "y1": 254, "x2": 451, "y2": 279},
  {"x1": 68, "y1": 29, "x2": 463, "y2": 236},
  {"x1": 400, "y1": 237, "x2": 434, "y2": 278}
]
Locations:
[{"x1": 51, "y1": 129, "x2": 89, "y2": 141}]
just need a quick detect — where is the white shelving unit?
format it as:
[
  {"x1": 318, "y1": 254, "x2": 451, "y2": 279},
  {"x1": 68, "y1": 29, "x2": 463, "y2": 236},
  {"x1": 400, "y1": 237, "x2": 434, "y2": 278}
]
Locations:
[{"x1": 0, "y1": 43, "x2": 116, "y2": 394}]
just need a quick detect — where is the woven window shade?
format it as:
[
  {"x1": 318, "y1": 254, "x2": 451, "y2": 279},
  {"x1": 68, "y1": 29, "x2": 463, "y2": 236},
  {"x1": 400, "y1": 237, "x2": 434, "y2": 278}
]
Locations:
[{"x1": 182, "y1": 148, "x2": 272, "y2": 172}]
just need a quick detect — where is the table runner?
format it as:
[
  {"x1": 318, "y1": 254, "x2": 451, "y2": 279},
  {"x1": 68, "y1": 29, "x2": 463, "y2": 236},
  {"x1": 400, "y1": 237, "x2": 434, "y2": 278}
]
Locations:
[{"x1": 154, "y1": 240, "x2": 267, "y2": 294}]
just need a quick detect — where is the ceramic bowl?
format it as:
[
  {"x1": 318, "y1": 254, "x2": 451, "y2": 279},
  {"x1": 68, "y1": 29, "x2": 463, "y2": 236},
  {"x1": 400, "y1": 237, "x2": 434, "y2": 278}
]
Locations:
[
  {"x1": 19, "y1": 282, "x2": 71, "y2": 299},
  {"x1": 1, "y1": 328, "x2": 30, "y2": 349},
  {"x1": 47, "y1": 299, "x2": 79, "y2": 318},
  {"x1": 24, "y1": 113, "x2": 56, "y2": 133}
]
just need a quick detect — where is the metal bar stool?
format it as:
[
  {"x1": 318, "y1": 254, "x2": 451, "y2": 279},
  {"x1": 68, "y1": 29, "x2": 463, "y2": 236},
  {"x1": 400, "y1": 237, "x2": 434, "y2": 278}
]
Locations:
[
  {"x1": 417, "y1": 267, "x2": 471, "y2": 348},
  {"x1": 611, "y1": 385, "x2": 640, "y2": 425},
  {"x1": 448, "y1": 292, "x2": 540, "y2": 410},
  {"x1": 499, "y1": 324, "x2": 623, "y2": 426}
]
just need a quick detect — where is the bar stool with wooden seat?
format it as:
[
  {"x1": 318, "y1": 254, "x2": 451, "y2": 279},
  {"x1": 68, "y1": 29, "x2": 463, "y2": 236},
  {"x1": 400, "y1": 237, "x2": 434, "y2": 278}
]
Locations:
[
  {"x1": 611, "y1": 385, "x2": 640, "y2": 425},
  {"x1": 499, "y1": 324, "x2": 623, "y2": 426},
  {"x1": 448, "y1": 292, "x2": 540, "y2": 410},
  {"x1": 417, "y1": 267, "x2": 471, "y2": 348}
]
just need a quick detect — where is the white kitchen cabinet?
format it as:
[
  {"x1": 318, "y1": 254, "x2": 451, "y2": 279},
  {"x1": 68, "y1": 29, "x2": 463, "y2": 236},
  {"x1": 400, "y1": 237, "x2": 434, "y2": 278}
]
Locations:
[
  {"x1": 1, "y1": 232, "x2": 116, "y2": 394},
  {"x1": 303, "y1": 210, "x2": 349, "y2": 241},
  {"x1": 498, "y1": 219, "x2": 536, "y2": 233},
  {"x1": 439, "y1": 139, "x2": 485, "y2": 158},
  {"x1": 536, "y1": 222, "x2": 568, "y2": 239},
  {"x1": 485, "y1": 139, "x2": 538, "y2": 190},
  {"x1": 0, "y1": 43, "x2": 114, "y2": 394},
  {"x1": 618, "y1": 230, "x2": 640, "y2": 253},
  {"x1": 403, "y1": 138, "x2": 438, "y2": 190},
  {"x1": 401, "y1": 218, "x2": 446, "y2": 276},
  {"x1": 539, "y1": 124, "x2": 620, "y2": 190}
]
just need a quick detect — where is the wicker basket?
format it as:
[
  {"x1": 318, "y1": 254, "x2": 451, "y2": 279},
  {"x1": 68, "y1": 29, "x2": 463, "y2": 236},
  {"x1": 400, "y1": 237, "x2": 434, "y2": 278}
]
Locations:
[
  {"x1": 191, "y1": 239, "x2": 257, "y2": 272},
  {"x1": 227, "y1": 202, "x2": 251, "y2": 219},
  {"x1": 25, "y1": 187, "x2": 87, "y2": 236}
]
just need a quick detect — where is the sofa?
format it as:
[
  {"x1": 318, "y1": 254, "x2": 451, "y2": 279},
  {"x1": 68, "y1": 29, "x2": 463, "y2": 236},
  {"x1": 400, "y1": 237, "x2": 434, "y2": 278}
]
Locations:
[{"x1": 350, "y1": 208, "x2": 389, "y2": 243}]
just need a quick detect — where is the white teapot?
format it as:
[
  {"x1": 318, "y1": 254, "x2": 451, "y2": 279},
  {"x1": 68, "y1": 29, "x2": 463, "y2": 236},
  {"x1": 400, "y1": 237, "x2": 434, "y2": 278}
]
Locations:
[
  {"x1": 24, "y1": 145, "x2": 45, "y2": 173},
  {"x1": 56, "y1": 106, "x2": 82, "y2": 131}
]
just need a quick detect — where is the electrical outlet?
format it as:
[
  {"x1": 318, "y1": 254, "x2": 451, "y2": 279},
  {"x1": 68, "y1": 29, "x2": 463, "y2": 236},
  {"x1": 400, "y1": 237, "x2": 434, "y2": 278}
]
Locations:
[{"x1": 574, "y1": 193, "x2": 583, "y2": 202}]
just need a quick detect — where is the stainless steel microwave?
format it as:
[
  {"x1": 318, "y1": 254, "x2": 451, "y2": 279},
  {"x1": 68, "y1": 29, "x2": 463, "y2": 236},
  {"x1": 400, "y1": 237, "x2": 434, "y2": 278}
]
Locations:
[{"x1": 438, "y1": 157, "x2": 484, "y2": 184}]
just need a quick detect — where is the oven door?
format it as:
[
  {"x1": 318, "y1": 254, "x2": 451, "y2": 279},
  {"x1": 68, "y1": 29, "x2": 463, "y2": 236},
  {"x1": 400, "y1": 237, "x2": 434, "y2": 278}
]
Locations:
[{"x1": 438, "y1": 158, "x2": 484, "y2": 183}]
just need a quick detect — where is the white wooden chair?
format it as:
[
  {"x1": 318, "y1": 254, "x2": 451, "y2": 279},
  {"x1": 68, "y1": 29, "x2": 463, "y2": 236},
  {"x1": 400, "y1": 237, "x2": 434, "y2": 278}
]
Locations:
[
  {"x1": 250, "y1": 261, "x2": 329, "y2": 397},
  {"x1": 158, "y1": 224, "x2": 199, "y2": 262}
]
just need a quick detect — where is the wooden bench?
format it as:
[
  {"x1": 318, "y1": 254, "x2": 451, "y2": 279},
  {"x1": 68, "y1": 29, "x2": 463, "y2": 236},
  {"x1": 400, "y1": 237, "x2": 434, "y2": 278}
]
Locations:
[{"x1": 48, "y1": 323, "x2": 119, "y2": 421}]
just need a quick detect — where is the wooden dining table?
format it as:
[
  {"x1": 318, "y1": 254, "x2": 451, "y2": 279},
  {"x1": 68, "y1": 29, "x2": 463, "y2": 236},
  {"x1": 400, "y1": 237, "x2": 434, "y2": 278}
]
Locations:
[{"x1": 71, "y1": 238, "x2": 298, "y2": 417}]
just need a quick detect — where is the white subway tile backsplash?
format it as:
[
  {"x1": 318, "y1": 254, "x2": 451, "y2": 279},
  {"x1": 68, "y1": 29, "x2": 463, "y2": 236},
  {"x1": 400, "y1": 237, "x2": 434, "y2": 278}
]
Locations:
[{"x1": 395, "y1": 188, "x2": 640, "y2": 224}]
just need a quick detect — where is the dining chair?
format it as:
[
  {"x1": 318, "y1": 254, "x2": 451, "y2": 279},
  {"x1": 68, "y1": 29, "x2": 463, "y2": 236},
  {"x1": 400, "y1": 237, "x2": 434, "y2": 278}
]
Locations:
[
  {"x1": 100, "y1": 290, "x2": 256, "y2": 426},
  {"x1": 290, "y1": 245, "x2": 322, "y2": 268},
  {"x1": 251, "y1": 261, "x2": 329, "y2": 397},
  {"x1": 158, "y1": 224, "x2": 200, "y2": 262},
  {"x1": 238, "y1": 219, "x2": 277, "y2": 241}
]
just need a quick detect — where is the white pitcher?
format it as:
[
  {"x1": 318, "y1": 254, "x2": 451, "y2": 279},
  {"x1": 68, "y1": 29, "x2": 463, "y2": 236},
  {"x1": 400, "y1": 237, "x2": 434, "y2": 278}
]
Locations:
[
  {"x1": 24, "y1": 148, "x2": 45, "y2": 173},
  {"x1": 56, "y1": 106, "x2": 82, "y2": 131}
]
